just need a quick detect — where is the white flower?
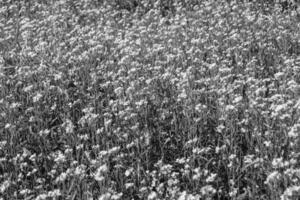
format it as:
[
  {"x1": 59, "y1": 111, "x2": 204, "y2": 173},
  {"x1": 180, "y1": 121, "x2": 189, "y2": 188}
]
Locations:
[
  {"x1": 178, "y1": 191, "x2": 187, "y2": 200},
  {"x1": 265, "y1": 171, "x2": 281, "y2": 186},
  {"x1": 193, "y1": 167, "x2": 201, "y2": 180},
  {"x1": 108, "y1": 146, "x2": 120, "y2": 155},
  {"x1": 33, "y1": 93, "x2": 43, "y2": 102},
  {"x1": 0, "y1": 180, "x2": 10, "y2": 193},
  {"x1": 216, "y1": 124, "x2": 225, "y2": 133},
  {"x1": 35, "y1": 193, "x2": 48, "y2": 200},
  {"x1": 23, "y1": 85, "x2": 33, "y2": 92},
  {"x1": 10, "y1": 102, "x2": 21, "y2": 109},
  {"x1": 94, "y1": 164, "x2": 108, "y2": 181},
  {"x1": 47, "y1": 189, "x2": 61, "y2": 197},
  {"x1": 200, "y1": 185, "x2": 216, "y2": 196},
  {"x1": 74, "y1": 165, "x2": 86, "y2": 176},
  {"x1": 233, "y1": 96, "x2": 243, "y2": 104},
  {"x1": 263, "y1": 141, "x2": 272, "y2": 147},
  {"x1": 111, "y1": 193, "x2": 123, "y2": 200},
  {"x1": 229, "y1": 188, "x2": 238, "y2": 198},
  {"x1": 5, "y1": 123, "x2": 11, "y2": 129},
  {"x1": 125, "y1": 168, "x2": 133, "y2": 177},
  {"x1": 55, "y1": 172, "x2": 67, "y2": 183},
  {"x1": 288, "y1": 124, "x2": 300, "y2": 138},
  {"x1": 54, "y1": 151, "x2": 66, "y2": 164},
  {"x1": 206, "y1": 173, "x2": 217, "y2": 183},
  {"x1": 274, "y1": 72, "x2": 284, "y2": 80},
  {"x1": 281, "y1": 185, "x2": 300, "y2": 199},
  {"x1": 272, "y1": 158, "x2": 284, "y2": 169},
  {"x1": 20, "y1": 189, "x2": 31, "y2": 195},
  {"x1": 99, "y1": 193, "x2": 111, "y2": 200},
  {"x1": 114, "y1": 87, "x2": 124, "y2": 97},
  {"x1": 125, "y1": 183, "x2": 134, "y2": 189},
  {"x1": 225, "y1": 105, "x2": 236, "y2": 112},
  {"x1": 148, "y1": 191, "x2": 157, "y2": 200},
  {"x1": 64, "y1": 119, "x2": 74, "y2": 134},
  {"x1": 229, "y1": 154, "x2": 236, "y2": 160}
]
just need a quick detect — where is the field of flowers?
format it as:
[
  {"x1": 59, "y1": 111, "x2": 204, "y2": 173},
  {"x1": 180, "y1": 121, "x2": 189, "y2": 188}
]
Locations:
[{"x1": 1, "y1": 0, "x2": 300, "y2": 199}]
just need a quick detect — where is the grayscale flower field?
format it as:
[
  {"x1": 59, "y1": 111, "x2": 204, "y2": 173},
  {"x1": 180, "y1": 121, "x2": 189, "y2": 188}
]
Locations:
[{"x1": 1, "y1": 0, "x2": 300, "y2": 199}]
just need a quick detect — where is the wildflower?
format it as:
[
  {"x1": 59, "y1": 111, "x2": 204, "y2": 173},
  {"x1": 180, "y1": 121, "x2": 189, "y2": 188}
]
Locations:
[
  {"x1": 94, "y1": 164, "x2": 108, "y2": 182},
  {"x1": 272, "y1": 158, "x2": 284, "y2": 169},
  {"x1": 225, "y1": 105, "x2": 236, "y2": 112},
  {"x1": 10, "y1": 102, "x2": 21, "y2": 109},
  {"x1": 108, "y1": 146, "x2": 120, "y2": 155},
  {"x1": 125, "y1": 183, "x2": 134, "y2": 189},
  {"x1": 178, "y1": 90, "x2": 187, "y2": 99},
  {"x1": 265, "y1": 171, "x2": 282, "y2": 187},
  {"x1": 55, "y1": 172, "x2": 67, "y2": 183},
  {"x1": 0, "y1": 180, "x2": 10, "y2": 193},
  {"x1": 160, "y1": 164, "x2": 173, "y2": 175},
  {"x1": 178, "y1": 191, "x2": 187, "y2": 200},
  {"x1": 281, "y1": 186, "x2": 300, "y2": 200},
  {"x1": 215, "y1": 145, "x2": 226, "y2": 154},
  {"x1": 148, "y1": 191, "x2": 157, "y2": 200},
  {"x1": 35, "y1": 193, "x2": 48, "y2": 200},
  {"x1": 114, "y1": 86, "x2": 124, "y2": 97},
  {"x1": 244, "y1": 154, "x2": 254, "y2": 165},
  {"x1": 32, "y1": 92, "x2": 43, "y2": 103},
  {"x1": 206, "y1": 173, "x2": 217, "y2": 183},
  {"x1": 0, "y1": 141, "x2": 7, "y2": 150},
  {"x1": 263, "y1": 141, "x2": 272, "y2": 147},
  {"x1": 99, "y1": 193, "x2": 111, "y2": 200},
  {"x1": 74, "y1": 165, "x2": 86, "y2": 177},
  {"x1": 195, "y1": 104, "x2": 206, "y2": 112},
  {"x1": 111, "y1": 193, "x2": 123, "y2": 200},
  {"x1": 176, "y1": 157, "x2": 189, "y2": 164},
  {"x1": 4, "y1": 123, "x2": 11, "y2": 129},
  {"x1": 64, "y1": 119, "x2": 74, "y2": 134},
  {"x1": 229, "y1": 188, "x2": 238, "y2": 198},
  {"x1": 54, "y1": 151, "x2": 66, "y2": 164},
  {"x1": 200, "y1": 185, "x2": 216, "y2": 196},
  {"x1": 47, "y1": 189, "x2": 61, "y2": 197},
  {"x1": 125, "y1": 167, "x2": 134, "y2": 177},
  {"x1": 23, "y1": 85, "x2": 33, "y2": 92},
  {"x1": 288, "y1": 124, "x2": 300, "y2": 138},
  {"x1": 192, "y1": 168, "x2": 201, "y2": 180},
  {"x1": 104, "y1": 118, "x2": 112, "y2": 131},
  {"x1": 233, "y1": 96, "x2": 243, "y2": 104}
]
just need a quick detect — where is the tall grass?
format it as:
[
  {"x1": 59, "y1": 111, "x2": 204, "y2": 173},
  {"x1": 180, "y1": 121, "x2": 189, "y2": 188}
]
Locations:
[{"x1": 1, "y1": 0, "x2": 300, "y2": 199}]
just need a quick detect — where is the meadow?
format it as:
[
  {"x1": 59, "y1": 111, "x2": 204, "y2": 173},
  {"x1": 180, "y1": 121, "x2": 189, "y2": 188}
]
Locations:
[{"x1": 1, "y1": 0, "x2": 300, "y2": 199}]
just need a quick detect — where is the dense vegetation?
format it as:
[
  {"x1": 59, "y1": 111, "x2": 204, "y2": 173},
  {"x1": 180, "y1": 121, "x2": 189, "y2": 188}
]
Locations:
[{"x1": 1, "y1": 0, "x2": 300, "y2": 199}]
